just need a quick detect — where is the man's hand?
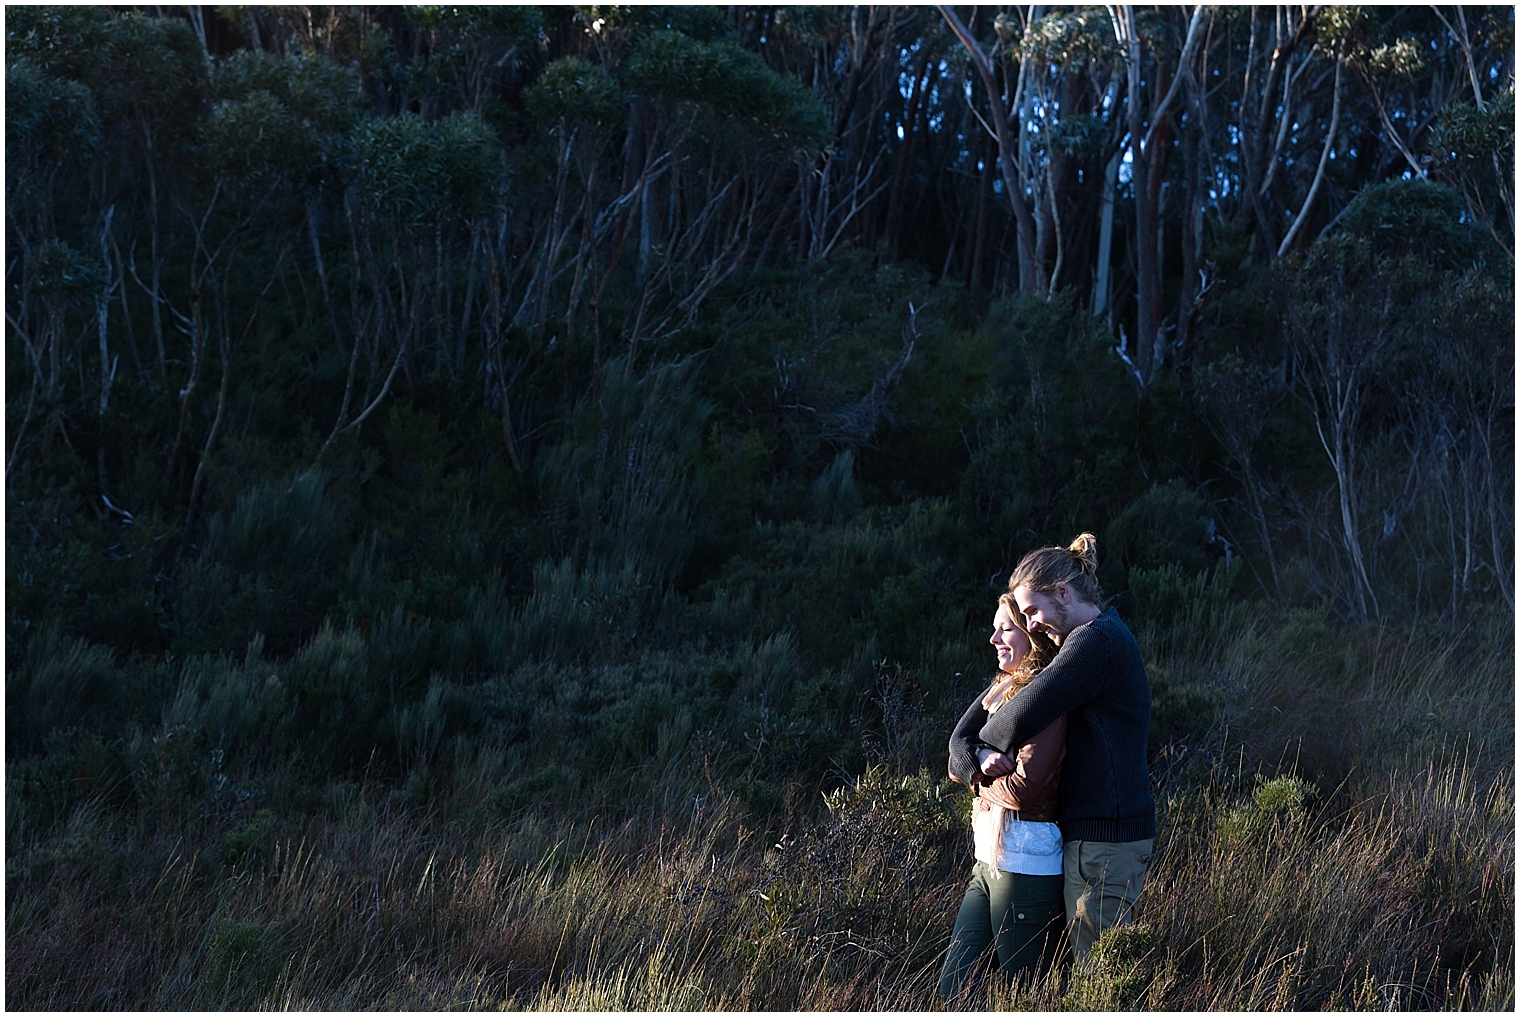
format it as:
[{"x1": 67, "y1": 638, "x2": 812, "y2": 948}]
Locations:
[{"x1": 977, "y1": 747, "x2": 1016, "y2": 778}]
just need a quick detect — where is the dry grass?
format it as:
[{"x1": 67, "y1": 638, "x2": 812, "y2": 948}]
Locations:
[{"x1": 7, "y1": 619, "x2": 1513, "y2": 1011}]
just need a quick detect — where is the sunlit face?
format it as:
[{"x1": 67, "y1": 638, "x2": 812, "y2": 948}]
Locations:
[
  {"x1": 1012, "y1": 584, "x2": 1074, "y2": 645},
  {"x1": 989, "y1": 603, "x2": 1032, "y2": 673}
]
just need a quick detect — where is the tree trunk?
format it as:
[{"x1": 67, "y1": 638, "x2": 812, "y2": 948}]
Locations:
[
  {"x1": 1176, "y1": 76, "x2": 1203, "y2": 371},
  {"x1": 1120, "y1": 9, "x2": 1159, "y2": 377},
  {"x1": 969, "y1": 131, "x2": 993, "y2": 288},
  {"x1": 885, "y1": 48, "x2": 935, "y2": 262},
  {"x1": 1113, "y1": 4, "x2": 1208, "y2": 383},
  {"x1": 1093, "y1": 147, "x2": 1119, "y2": 318},
  {"x1": 938, "y1": 5, "x2": 1043, "y2": 293}
]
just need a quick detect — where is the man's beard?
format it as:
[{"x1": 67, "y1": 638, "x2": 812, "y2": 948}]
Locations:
[{"x1": 1044, "y1": 601, "x2": 1074, "y2": 643}]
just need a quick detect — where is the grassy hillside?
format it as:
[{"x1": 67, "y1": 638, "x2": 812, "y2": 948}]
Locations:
[{"x1": 8, "y1": 598, "x2": 1511, "y2": 1010}]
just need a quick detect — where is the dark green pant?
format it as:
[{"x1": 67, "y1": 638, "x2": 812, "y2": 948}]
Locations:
[{"x1": 939, "y1": 863, "x2": 1064, "y2": 1000}]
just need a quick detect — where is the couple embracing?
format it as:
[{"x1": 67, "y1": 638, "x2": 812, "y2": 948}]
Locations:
[{"x1": 939, "y1": 533, "x2": 1155, "y2": 998}]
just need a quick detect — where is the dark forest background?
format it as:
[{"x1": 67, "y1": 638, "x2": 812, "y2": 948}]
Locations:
[{"x1": 5, "y1": 6, "x2": 1514, "y2": 1009}]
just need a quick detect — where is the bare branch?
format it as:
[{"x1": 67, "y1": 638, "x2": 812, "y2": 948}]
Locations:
[
  {"x1": 1142, "y1": 6, "x2": 1210, "y2": 156},
  {"x1": 1279, "y1": 59, "x2": 1344, "y2": 256}
]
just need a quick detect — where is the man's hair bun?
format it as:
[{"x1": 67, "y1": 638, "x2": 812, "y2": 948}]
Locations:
[
  {"x1": 1009, "y1": 531, "x2": 1105, "y2": 607},
  {"x1": 1067, "y1": 532, "x2": 1098, "y2": 578}
]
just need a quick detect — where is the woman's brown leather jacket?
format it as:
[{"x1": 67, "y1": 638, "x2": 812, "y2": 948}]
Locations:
[{"x1": 948, "y1": 687, "x2": 1066, "y2": 823}]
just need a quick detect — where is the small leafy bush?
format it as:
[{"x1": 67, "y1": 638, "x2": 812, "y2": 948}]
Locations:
[
  {"x1": 487, "y1": 763, "x2": 576, "y2": 817},
  {"x1": 208, "y1": 470, "x2": 337, "y2": 578},
  {"x1": 217, "y1": 808, "x2": 276, "y2": 867},
  {"x1": 11, "y1": 624, "x2": 120, "y2": 747},
  {"x1": 1215, "y1": 774, "x2": 1315, "y2": 845},
  {"x1": 1067, "y1": 923, "x2": 1162, "y2": 1008}
]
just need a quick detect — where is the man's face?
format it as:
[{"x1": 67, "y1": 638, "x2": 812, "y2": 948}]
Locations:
[{"x1": 1012, "y1": 584, "x2": 1073, "y2": 644}]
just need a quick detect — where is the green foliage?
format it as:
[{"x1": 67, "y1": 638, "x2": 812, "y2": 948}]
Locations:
[
  {"x1": 1147, "y1": 663, "x2": 1223, "y2": 751},
  {"x1": 525, "y1": 57, "x2": 626, "y2": 129},
  {"x1": 1271, "y1": 182, "x2": 1512, "y2": 617},
  {"x1": 216, "y1": 808, "x2": 276, "y2": 867},
  {"x1": 5, "y1": 5, "x2": 116, "y2": 66},
  {"x1": 207, "y1": 471, "x2": 337, "y2": 577},
  {"x1": 7, "y1": 729, "x2": 128, "y2": 836},
  {"x1": 510, "y1": 558, "x2": 636, "y2": 665},
  {"x1": 1066, "y1": 923, "x2": 1160, "y2": 1008},
  {"x1": 350, "y1": 112, "x2": 502, "y2": 225},
  {"x1": 407, "y1": 5, "x2": 541, "y2": 37},
  {"x1": 496, "y1": 651, "x2": 714, "y2": 768},
  {"x1": 400, "y1": 6, "x2": 540, "y2": 121},
  {"x1": 959, "y1": 289, "x2": 1164, "y2": 556},
  {"x1": 24, "y1": 238, "x2": 102, "y2": 298},
  {"x1": 209, "y1": 50, "x2": 367, "y2": 134},
  {"x1": 207, "y1": 50, "x2": 366, "y2": 187},
  {"x1": 204, "y1": 914, "x2": 278, "y2": 1001},
  {"x1": 2, "y1": 6, "x2": 1512, "y2": 1008},
  {"x1": 11, "y1": 624, "x2": 121, "y2": 748},
  {"x1": 1251, "y1": 773, "x2": 1313, "y2": 815},
  {"x1": 727, "y1": 774, "x2": 783, "y2": 821},
  {"x1": 707, "y1": 253, "x2": 958, "y2": 504},
  {"x1": 209, "y1": 917, "x2": 264, "y2": 958},
  {"x1": 810, "y1": 450, "x2": 861, "y2": 526},
  {"x1": 4, "y1": 614, "x2": 1513, "y2": 1010},
  {"x1": 1435, "y1": 90, "x2": 1514, "y2": 171},
  {"x1": 282, "y1": 623, "x2": 379, "y2": 766},
  {"x1": 603, "y1": 5, "x2": 736, "y2": 43},
  {"x1": 1432, "y1": 90, "x2": 1515, "y2": 240},
  {"x1": 167, "y1": 641, "x2": 290, "y2": 756},
  {"x1": 5, "y1": 57, "x2": 100, "y2": 160},
  {"x1": 1017, "y1": 8, "x2": 1117, "y2": 68},
  {"x1": 391, "y1": 677, "x2": 480, "y2": 768},
  {"x1": 8, "y1": 8, "x2": 204, "y2": 130},
  {"x1": 697, "y1": 425, "x2": 772, "y2": 534},
  {"x1": 1192, "y1": 352, "x2": 1286, "y2": 457},
  {"x1": 1127, "y1": 558, "x2": 1251, "y2": 661},
  {"x1": 536, "y1": 357, "x2": 713, "y2": 585},
  {"x1": 1215, "y1": 774, "x2": 1314, "y2": 845},
  {"x1": 821, "y1": 764, "x2": 960, "y2": 840},
  {"x1": 625, "y1": 30, "x2": 828, "y2": 147},
  {"x1": 1316, "y1": 5, "x2": 1377, "y2": 51},
  {"x1": 708, "y1": 498, "x2": 967, "y2": 669},
  {"x1": 486, "y1": 762, "x2": 576, "y2": 816},
  {"x1": 1105, "y1": 480, "x2": 1213, "y2": 579},
  {"x1": 716, "y1": 763, "x2": 970, "y2": 973},
  {"x1": 1334, "y1": 178, "x2": 1494, "y2": 268},
  {"x1": 1046, "y1": 112, "x2": 1106, "y2": 158},
  {"x1": 203, "y1": 90, "x2": 318, "y2": 186},
  {"x1": 1366, "y1": 35, "x2": 1427, "y2": 77}
]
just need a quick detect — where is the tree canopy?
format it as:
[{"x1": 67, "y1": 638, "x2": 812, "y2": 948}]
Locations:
[{"x1": 5, "y1": 2, "x2": 1512, "y2": 769}]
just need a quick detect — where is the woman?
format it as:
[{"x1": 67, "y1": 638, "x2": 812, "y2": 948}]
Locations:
[{"x1": 938, "y1": 593, "x2": 1066, "y2": 999}]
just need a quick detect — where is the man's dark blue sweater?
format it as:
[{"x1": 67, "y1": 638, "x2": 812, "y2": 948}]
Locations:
[{"x1": 948, "y1": 607, "x2": 1155, "y2": 843}]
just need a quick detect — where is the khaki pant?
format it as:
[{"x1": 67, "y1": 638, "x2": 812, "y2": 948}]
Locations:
[{"x1": 1063, "y1": 838, "x2": 1153, "y2": 962}]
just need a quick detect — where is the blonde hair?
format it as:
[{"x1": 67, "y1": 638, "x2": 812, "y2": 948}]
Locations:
[
  {"x1": 984, "y1": 592, "x2": 1059, "y2": 712},
  {"x1": 1007, "y1": 531, "x2": 1104, "y2": 607}
]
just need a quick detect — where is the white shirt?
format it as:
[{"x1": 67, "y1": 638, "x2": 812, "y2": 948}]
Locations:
[{"x1": 972, "y1": 805, "x2": 1063, "y2": 876}]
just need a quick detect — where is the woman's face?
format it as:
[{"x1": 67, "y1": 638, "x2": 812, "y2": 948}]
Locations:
[{"x1": 989, "y1": 603, "x2": 1031, "y2": 673}]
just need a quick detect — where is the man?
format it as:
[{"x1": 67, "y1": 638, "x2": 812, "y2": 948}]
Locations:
[{"x1": 946, "y1": 532, "x2": 1155, "y2": 962}]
